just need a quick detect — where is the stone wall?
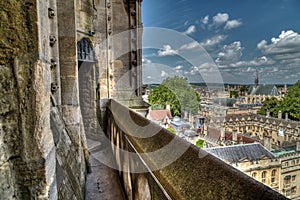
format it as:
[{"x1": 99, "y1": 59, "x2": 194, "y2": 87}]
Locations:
[
  {"x1": 0, "y1": 0, "x2": 55, "y2": 198},
  {"x1": 0, "y1": 0, "x2": 89, "y2": 199}
]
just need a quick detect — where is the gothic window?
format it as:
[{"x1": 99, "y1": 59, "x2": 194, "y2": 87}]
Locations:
[
  {"x1": 292, "y1": 175, "x2": 296, "y2": 182},
  {"x1": 77, "y1": 38, "x2": 95, "y2": 63}
]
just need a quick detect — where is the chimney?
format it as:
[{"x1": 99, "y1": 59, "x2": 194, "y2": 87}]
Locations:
[
  {"x1": 232, "y1": 129, "x2": 238, "y2": 144},
  {"x1": 264, "y1": 137, "x2": 272, "y2": 151},
  {"x1": 239, "y1": 137, "x2": 244, "y2": 144},
  {"x1": 204, "y1": 124, "x2": 208, "y2": 135},
  {"x1": 296, "y1": 140, "x2": 300, "y2": 152},
  {"x1": 278, "y1": 110, "x2": 282, "y2": 120},
  {"x1": 285, "y1": 113, "x2": 288, "y2": 121},
  {"x1": 221, "y1": 127, "x2": 225, "y2": 141},
  {"x1": 166, "y1": 102, "x2": 170, "y2": 111},
  {"x1": 266, "y1": 110, "x2": 270, "y2": 118}
]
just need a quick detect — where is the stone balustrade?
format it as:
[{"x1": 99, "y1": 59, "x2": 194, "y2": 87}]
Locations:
[{"x1": 99, "y1": 99, "x2": 288, "y2": 200}]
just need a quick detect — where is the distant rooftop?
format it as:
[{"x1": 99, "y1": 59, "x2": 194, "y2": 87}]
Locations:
[
  {"x1": 148, "y1": 109, "x2": 172, "y2": 121},
  {"x1": 249, "y1": 85, "x2": 279, "y2": 96},
  {"x1": 205, "y1": 143, "x2": 275, "y2": 163}
]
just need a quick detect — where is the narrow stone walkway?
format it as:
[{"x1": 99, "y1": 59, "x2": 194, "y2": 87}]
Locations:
[{"x1": 85, "y1": 132, "x2": 125, "y2": 200}]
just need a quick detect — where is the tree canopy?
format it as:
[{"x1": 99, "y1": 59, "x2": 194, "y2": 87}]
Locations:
[
  {"x1": 148, "y1": 76, "x2": 200, "y2": 116},
  {"x1": 258, "y1": 81, "x2": 300, "y2": 121}
]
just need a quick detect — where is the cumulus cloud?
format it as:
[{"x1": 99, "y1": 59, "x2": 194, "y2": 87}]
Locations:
[
  {"x1": 202, "y1": 13, "x2": 242, "y2": 30},
  {"x1": 213, "y1": 13, "x2": 229, "y2": 25},
  {"x1": 201, "y1": 15, "x2": 209, "y2": 24},
  {"x1": 229, "y1": 56, "x2": 275, "y2": 67},
  {"x1": 158, "y1": 45, "x2": 178, "y2": 56},
  {"x1": 224, "y1": 19, "x2": 242, "y2": 30},
  {"x1": 200, "y1": 35, "x2": 227, "y2": 48},
  {"x1": 179, "y1": 41, "x2": 200, "y2": 50},
  {"x1": 257, "y1": 30, "x2": 300, "y2": 60},
  {"x1": 215, "y1": 41, "x2": 244, "y2": 66},
  {"x1": 184, "y1": 25, "x2": 196, "y2": 35}
]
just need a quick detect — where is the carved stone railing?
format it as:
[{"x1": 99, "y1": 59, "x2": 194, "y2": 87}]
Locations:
[{"x1": 99, "y1": 99, "x2": 288, "y2": 200}]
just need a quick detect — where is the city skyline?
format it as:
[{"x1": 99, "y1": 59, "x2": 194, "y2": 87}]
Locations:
[{"x1": 142, "y1": 0, "x2": 300, "y2": 85}]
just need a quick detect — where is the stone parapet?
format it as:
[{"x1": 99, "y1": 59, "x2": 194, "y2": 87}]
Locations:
[{"x1": 103, "y1": 99, "x2": 288, "y2": 200}]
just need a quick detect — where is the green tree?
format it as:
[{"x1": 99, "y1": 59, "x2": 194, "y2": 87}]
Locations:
[
  {"x1": 230, "y1": 91, "x2": 239, "y2": 98},
  {"x1": 148, "y1": 76, "x2": 200, "y2": 116},
  {"x1": 257, "y1": 97, "x2": 280, "y2": 117},
  {"x1": 258, "y1": 81, "x2": 300, "y2": 121},
  {"x1": 279, "y1": 81, "x2": 300, "y2": 121},
  {"x1": 239, "y1": 85, "x2": 249, "y2": 95}
]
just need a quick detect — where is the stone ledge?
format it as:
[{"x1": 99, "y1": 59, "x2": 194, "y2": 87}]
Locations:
[{"x1": 106, "y1": 99, "x2": 288, "y2": 200}]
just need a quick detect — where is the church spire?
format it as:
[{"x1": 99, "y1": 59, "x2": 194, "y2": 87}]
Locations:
[{"x1": 254, "y1": 68, "x2": 259, "y2": 87}]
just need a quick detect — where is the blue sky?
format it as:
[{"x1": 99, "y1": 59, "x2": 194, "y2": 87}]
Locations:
[{"x1": 141, "y1": 0, "x2": 300, "y2": 84}]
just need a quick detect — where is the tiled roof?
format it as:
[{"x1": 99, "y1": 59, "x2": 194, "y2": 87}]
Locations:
[
  {"x1": 148, "y1": 109, "x2": 172, "y2": 121},
  {"x1": 249, "y1": 85, "x2": 279, "y2": 96},
  {"x1": 205, "y1": 143, "x2": 275, "y2": 163},
  {"x1": 207, "y1": 127, "x2": 260, "y2": 144}
]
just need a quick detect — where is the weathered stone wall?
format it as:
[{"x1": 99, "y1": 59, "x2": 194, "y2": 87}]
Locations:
[
  {"x1": 50, "y1": 103, "x2": 88, "y2": 200},
  {"x1": 0, "y1": 0, "x2": 89, "y2": 199},
  {"x1": 1, "y1": 0, "x2": 144, "y2": 199},
  {"x1": 0, "y1": 0, "x2": 56, "y2": 198}
]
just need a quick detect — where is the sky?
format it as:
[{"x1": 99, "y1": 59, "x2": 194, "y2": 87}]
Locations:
[{"x1": 141, "y1": 0, "x2": 300, "y2": 85}]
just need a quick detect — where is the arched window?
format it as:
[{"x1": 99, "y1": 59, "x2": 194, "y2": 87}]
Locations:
[
  {"x1": 262, "y1": 171, "x2": 267, "y2": 183},
  {"x1": 77, "y1": 38, "x2": 95, "y2": 63},
  {"x1": 252, "y1": 172, "x2": 257, "y2": 179}
]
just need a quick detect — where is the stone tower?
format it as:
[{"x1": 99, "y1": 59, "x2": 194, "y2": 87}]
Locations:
[{"x1": 0, "y1": 0, "x2": 144, "y2": 199}]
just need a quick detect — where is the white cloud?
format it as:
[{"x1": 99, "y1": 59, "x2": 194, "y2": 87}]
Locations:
[
  {"x1": 213, "y1": 13, "x2": 229, "y2": 25},
  {"x1": 158, "y1": 45, "x2": 178, "y2": 56},
  {"x1": 257, "y1": 30, "x2": 300, "y2": 60},
  {"x1": 271, "y1": 30, "x2": 297, "y2": 44},
  {"x1": 142, "y1": 58, "x2": 152, "y2": 64},
  {"x1": 215, "y1": 41, "x2": 244, "y2": 66},
  {"x1": 179, "y1": 41, "x2": 200, "y2": 50},
  {"x1": 257, "y1": 40, "x2": 267, "y2": 50},
  {"x1": 200, "y1": 35, "x2": 227, "y2": 48},
  {"x1": 175, "y1": 65, "x2": 183, "y2": 70},
  {"x1": 161, "y1": 70, "x2": 168, "y2": 77},
  {"x1": 184, "y1": 25, "x2": 196, "y2": 35},
  {"x1": 224, "y1": 19, "x2": 242, "y2": 30},
  {"x1": 229, "y1": 56, "x2": 275, "y2": 67},
  {"x1": 201, "y1": 15, "x2": 209, "y2": 24}
]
